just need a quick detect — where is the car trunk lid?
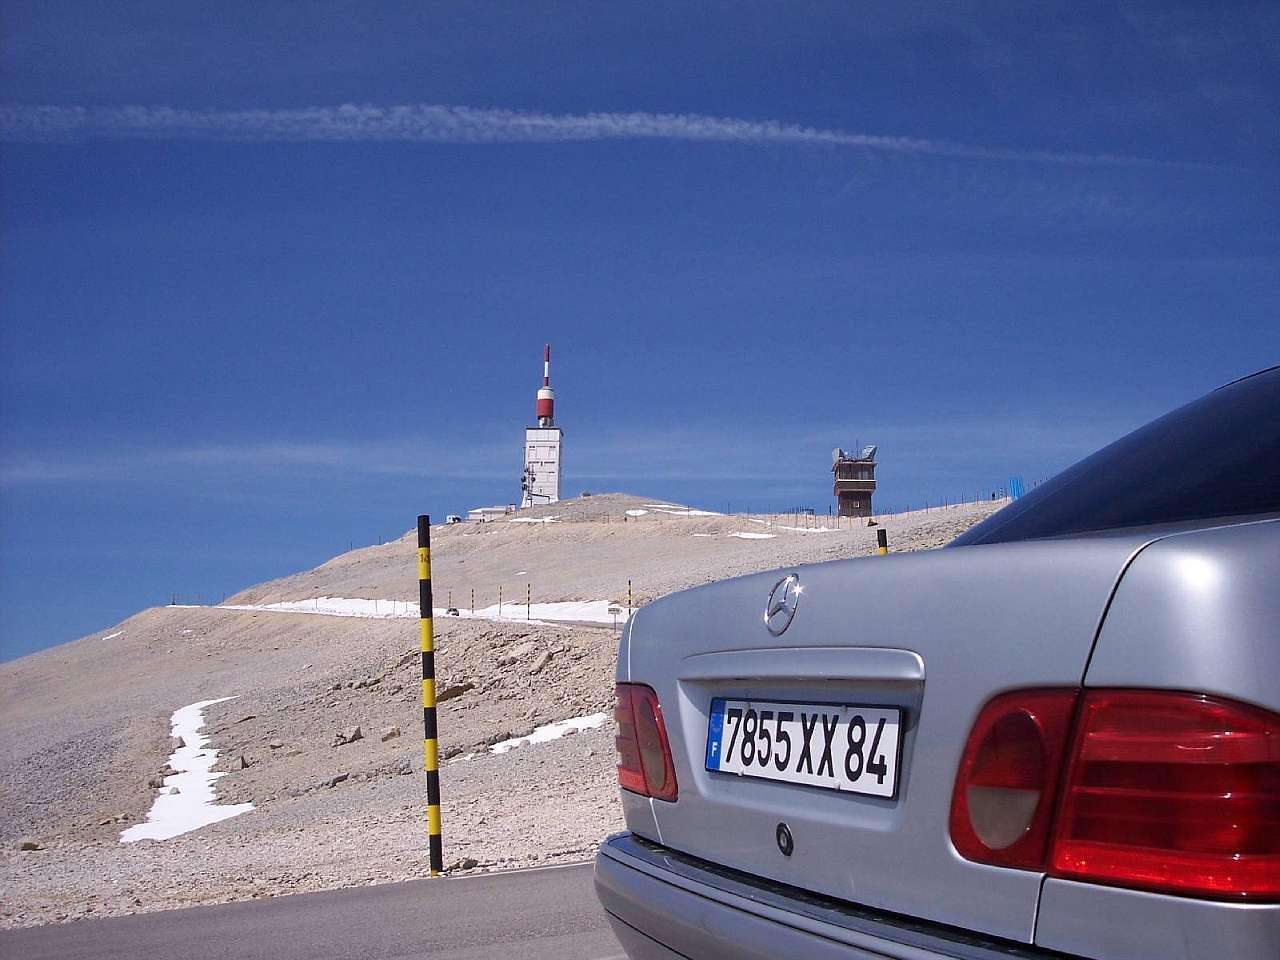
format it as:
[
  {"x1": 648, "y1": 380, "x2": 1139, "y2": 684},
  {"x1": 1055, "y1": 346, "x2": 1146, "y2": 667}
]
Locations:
[{"x1": 623, "y1": 533, "x2": 1151, "y2": 943}]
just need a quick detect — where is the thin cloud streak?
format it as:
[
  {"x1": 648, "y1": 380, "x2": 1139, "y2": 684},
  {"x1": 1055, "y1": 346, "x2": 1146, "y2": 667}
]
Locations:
[
  {"x1": 0, "y1": 440, "x2": 514, "y2": 485},
  {"x1": 0, "y1": 103, "x2": 1187, "y2": 168},
  {"x1": 1, "y1": 413, "x2": 1141, "y2": 488}
]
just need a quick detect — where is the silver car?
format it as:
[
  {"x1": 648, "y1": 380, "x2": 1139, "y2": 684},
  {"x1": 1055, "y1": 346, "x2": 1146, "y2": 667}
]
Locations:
[{"x1": 595, "y1": 366, "x2": 1279, "y2": 960}]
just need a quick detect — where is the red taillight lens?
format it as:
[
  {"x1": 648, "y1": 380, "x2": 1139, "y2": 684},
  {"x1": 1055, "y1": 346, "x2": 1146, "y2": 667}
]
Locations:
[
  {"x1": 614, "y1": 685, "x2": 647, "y2": 796},
  {"x1": 950, "y1": 689, "x2": 1079, "y2": 869},
  {"x1": 615, "y1": 683, "x2": 679, "y2": 802},
  {"x1": 951, "y1": 688, "x2": 1280, "y2": 901},
  {"x1": 1051, "y1": 690, "x2": 1280, "y2": 901}
]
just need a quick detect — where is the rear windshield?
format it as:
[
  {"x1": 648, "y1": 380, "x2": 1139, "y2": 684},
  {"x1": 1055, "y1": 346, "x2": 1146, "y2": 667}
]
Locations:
[{"x1": 952, "y1": 366, "x2": 1280, "y2": 546}]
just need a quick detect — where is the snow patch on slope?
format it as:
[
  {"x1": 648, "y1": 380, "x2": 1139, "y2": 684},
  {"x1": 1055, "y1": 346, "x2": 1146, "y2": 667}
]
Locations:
[
  {"x1": 642, "y1": 504, "x2": 722, "y2": 517},
  {"x1": 745, "y1": 518, "x2": 834, "y2": 533},
  {"x1": 121, "y1": 697, "x2": 253, "y2": 843},
  {"x1": 489, "y1": 712, "x2": 610, "y2": 754}
]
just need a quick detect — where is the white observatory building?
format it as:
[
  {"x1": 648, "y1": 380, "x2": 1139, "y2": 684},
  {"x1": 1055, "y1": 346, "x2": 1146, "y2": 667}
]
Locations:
[{"x1": 520, "y1": 344, "x2": 563, "y2": 508}]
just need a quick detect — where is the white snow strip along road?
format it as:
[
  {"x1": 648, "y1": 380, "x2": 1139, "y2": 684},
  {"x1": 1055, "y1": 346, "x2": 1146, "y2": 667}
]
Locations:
[
  {"x1": 745, "y1": 518, "x2": 835, "y2": 532},
  {"x1": 489, "y1": 712, "x2": 611, "y2": 754},
  {"x1": 120, "y1": 697, "x2": 253, "y2": 842},
  {"x1": 216, "y1": 596, "x2": 632, "y2": 625},
  {"x1": 218, "y1": 598, "x2": 421, "y2": 619},
  {"x1": 641, "y1": 504, "x2": 722, "y2": 516}
]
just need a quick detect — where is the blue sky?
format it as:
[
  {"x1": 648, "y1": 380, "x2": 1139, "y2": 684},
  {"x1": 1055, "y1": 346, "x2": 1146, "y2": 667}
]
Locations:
[{"x1": 2, "y1": 2, "x2": 1278, "y2": 659}]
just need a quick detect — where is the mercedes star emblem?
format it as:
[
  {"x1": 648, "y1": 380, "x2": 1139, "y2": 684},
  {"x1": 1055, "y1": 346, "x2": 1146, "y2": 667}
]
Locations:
[{"x1": 764, "y1": 573, "x2": 801, "y2": 636}]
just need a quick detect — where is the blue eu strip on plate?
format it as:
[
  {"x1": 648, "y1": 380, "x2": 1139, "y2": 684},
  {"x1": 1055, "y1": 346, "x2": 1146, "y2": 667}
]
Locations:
[{"x1": 706, "y1": 698, "x2": 726, "y2": 769}]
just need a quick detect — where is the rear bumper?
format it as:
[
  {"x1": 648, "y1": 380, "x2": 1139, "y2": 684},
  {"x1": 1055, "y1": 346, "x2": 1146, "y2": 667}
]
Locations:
[{"x1": 595, "y1": 833, "x2": 1072, "y2": 960}]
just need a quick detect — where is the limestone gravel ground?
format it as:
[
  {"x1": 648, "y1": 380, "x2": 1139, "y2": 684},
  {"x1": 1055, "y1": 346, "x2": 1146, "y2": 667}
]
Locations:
[{"x1": 0, "y1": 494, "x2": 1003, "y2": 929}]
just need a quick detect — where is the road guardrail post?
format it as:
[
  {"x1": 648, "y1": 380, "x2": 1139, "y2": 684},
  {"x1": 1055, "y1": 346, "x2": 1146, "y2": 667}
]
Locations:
[{"x1": 417, "y1": 515, "x2": 444, "y2": 876}]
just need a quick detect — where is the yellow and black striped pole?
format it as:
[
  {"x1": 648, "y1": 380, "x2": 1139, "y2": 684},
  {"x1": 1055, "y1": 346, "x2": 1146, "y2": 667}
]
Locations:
[
  {"x1": 876, "y1": 528, "x2": 888, "y2": 556},
  {"x1": 417, "y1": 515, "x2": 443, "y2": 876}
]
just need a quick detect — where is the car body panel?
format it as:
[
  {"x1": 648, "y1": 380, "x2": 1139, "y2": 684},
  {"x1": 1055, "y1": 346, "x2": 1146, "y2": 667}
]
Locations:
[
  {"x1": 1034, "y1": 877, "x2": 1280, "y2": 960},
  {"x1": 621, "y1": 533, "x2": 1155, "y2": 942},
  {"x1": 1081, "y1": 517, "x2": 1280, "y2": 712}
]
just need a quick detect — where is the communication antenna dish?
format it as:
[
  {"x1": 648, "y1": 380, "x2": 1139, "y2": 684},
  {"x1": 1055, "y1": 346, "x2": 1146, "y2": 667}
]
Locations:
[
  {"x1": 832, "y1": 447, "x2": 844, "y2": 465},
  {"x1": 858, "y1": 444, "x2": 878, "y2": 461}
]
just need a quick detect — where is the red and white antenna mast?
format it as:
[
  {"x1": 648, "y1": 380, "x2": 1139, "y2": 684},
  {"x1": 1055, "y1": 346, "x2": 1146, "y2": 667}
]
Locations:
[
  {"x1": 522, "y1": 343, "x2": 562, "y2": 508},
  {"x1": 535, "y1": 343, "x2": 555, "y2": 427}
]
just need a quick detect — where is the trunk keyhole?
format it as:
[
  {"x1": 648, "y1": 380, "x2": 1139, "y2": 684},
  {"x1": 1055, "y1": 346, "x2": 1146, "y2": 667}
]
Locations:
[{"x1": 776, "y1": 822, "x2": 794, "y2": 857}]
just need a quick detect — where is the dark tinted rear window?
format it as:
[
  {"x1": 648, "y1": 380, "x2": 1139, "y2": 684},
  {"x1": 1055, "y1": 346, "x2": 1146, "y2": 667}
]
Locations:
[{"x1": 952, "y1": 367, "x2": 1280, "y2": 546}]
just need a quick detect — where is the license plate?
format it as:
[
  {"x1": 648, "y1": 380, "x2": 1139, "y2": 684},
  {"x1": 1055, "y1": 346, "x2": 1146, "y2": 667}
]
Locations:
[{"x1": 705, "y1": 698, "x2": 902, "y2": 799}]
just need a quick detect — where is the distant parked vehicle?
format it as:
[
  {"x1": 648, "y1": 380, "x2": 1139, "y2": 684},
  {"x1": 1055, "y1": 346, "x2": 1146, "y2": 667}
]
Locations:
[
  {"x1": 445, "y1": 514, "x2": 463, "y2": 524},
  {"x1": 445, "y1": 608, "x2": 460, "y2": 617},
  {"x1": 596, "y1": 366, "x2": 1280, "y2": 960}
]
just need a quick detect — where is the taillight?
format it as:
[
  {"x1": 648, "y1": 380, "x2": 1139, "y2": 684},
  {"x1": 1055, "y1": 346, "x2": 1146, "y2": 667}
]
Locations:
[
  {"x1": 949, "y1": 689, "x2": 1079, "y2": 869},
  {"x1": 615, "y1": 683, "x2": 679, "y2": 802},
  {"x1": 951, "y1": 687, "x2": 1280, "y2": 902},
  {"x1": 1051, "y1": 690, "x2": 1280, "y2": 901}
]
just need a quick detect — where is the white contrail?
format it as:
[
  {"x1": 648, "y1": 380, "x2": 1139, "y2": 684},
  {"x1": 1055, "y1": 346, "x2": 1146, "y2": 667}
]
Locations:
[{"x1": 0, "y1": 103, "x2": 1176, "y2": 167}]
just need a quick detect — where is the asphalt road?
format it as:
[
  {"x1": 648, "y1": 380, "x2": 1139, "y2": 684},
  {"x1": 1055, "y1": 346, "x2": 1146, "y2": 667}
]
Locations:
[{"x1": 1, "y1": 862, "x2": 625, "y2": 960}]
